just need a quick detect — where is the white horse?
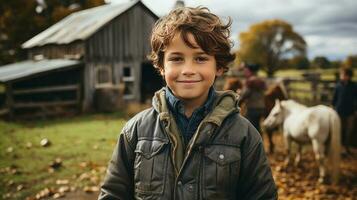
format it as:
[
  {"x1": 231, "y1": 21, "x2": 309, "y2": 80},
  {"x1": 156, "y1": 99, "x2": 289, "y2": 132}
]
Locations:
[{"x1": 263, "y1": 99, "x2": 341, "y2": 184}]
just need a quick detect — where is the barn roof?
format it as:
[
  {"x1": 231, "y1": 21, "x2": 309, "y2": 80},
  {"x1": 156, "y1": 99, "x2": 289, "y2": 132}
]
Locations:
[
  {"x1": 0, "y1": 59, "x2": 82, "y2": 83},
  {"x1": 22, "y1": 0, "x2": 158, "y2": 49}
]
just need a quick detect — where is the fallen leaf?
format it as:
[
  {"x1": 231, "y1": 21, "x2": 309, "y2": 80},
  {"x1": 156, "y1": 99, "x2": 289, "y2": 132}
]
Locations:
[
  {"x1": 6, "y1": 147, "x2": 13, "y2": 153},
  {"x1": 17, "y1": 184, "x2": 24, "y2": 191},
  {"x1": 53, "y1": 193, "x2": 65, "y2": 199},
  {"x1": 40, "y1": 138, "x2": 51, "y2": 147},
  {"x1": 26, "y1": 142, "x2": 33, "y2": 149},
  {"x1": 79, "y1": 172, "x2": 90, "y2": 181},
  {"x1": 2, "y1": 193, "x2": 12, "y2": 199},
  {"x1": 58, "y1": 186, "x2": 70, "y2": 193},
  {"x1": 79, "y1": 162, "x2": 88, "y2": 168},
  {"x1": 56, "y1": 179, "x2": 69, "y2": 185},
  {"x1": 35, "y1": 188, "x2": 53, "y2": 199},
  {"x1": 83, "y1": 186, "x2": 99, "y2": 193}
]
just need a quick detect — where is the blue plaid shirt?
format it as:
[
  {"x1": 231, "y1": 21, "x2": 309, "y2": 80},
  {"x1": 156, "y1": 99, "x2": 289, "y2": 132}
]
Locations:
[{"x1": 165, "y1": 87, "x2": 216, "y2": 145}]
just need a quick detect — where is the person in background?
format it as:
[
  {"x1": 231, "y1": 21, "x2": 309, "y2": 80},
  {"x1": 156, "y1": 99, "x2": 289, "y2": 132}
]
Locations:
[
  {"x1": 239, "y1": 63, "x2": 267, "y2": 134},
  {"x1": 332, "y1": 67, "x2": 356, "y2": 155}
]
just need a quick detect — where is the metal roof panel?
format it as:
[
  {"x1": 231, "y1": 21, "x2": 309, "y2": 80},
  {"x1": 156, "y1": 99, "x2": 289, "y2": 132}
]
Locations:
[
  {"x1": 0, "y1": 59, "x2": 82, "y2": 82},
  {"x1": 22, "y1": 0, "x2": 140, "y2": 48}
]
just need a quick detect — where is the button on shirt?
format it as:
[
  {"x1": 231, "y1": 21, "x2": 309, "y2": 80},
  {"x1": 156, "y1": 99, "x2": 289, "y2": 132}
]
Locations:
[{"x1": 165, "y1": 87, "x2": 216, "y2": 145}]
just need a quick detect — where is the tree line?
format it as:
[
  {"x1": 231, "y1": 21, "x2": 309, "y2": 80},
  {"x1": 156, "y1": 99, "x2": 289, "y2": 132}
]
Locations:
[
  {"x1": 0, "y1": 0, "x2": 105, "y2": 65},
  {"x1": 236, "y1": 19, "x2": 357, "y2": 77}
]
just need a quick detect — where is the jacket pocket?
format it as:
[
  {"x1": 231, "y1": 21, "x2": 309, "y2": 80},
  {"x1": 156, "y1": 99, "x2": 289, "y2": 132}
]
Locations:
[
  {"x1": 134, "y1": 139, "x2": 169, "y2": 195},
  {"x1": 202, "y1": 144, "x2": 241, "y2": 199}
]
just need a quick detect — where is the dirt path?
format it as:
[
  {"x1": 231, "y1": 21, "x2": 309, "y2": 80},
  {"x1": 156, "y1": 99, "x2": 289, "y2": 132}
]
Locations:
[
  {"x1": 265, "y1": 133, "x2": 357, "y2": 199},
  {"x1": 59, "y1": 191, "x2": 99, "y2": 200}
]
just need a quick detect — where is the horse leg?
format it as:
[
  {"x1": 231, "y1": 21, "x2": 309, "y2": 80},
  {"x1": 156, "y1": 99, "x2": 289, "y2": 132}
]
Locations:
[
  {"x1": 267, "y1": 128, "x2": 274, "y2": 154},
  {"x1": 312, "y1": 139, "x2": 327, "y2": 183},
  {"x1": 283, "y1": 133, "x2": 293, "y2": 167},
  {"x1": 294, "y1": 144, "x2": 302, "y2": 167}
]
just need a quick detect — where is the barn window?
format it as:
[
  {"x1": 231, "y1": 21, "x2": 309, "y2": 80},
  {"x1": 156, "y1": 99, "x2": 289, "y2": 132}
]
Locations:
[
  {"x1": 123, "y1": 67, "x2": 131, "y2": 77},
  {"x1": 95, "y1": 64, "x2": 112, "y2": 87},
  {"x1": 123, "y1": 66, "x2": 134, "y2": 99}
]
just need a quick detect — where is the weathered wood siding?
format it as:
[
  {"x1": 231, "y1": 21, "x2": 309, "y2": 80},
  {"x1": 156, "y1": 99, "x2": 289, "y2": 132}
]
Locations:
[
  {"x1": 27, "y1": 42, "x2": 85, "y2": 60},
  {"x1": 85, "y1": 4, "x2": 156, "y2": 62},
  {"x1": 83, "y1": 3, "x2": 157, "y2": 109}
]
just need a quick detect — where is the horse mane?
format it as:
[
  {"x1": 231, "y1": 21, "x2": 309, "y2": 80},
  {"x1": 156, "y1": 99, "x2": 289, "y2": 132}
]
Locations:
[
  {"x1": 277, "y1": 81, "x2": 289, "y2": 99},
  {"x1": 265, "y1": 82, "x2": 288, "y2": 100},
  {"x1": 282, "y1": 99, "x2": 308, "y2": 111}
]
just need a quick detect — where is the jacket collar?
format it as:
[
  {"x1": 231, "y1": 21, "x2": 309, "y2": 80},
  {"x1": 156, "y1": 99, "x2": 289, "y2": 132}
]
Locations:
[
  {"x1": 164, "y1": 86, "x2": 216, "y2": 117},
  {"x1": 152, "y1": 87, "x2": 240, "y2": 127},
  {"x1": 152, "y1": 87, "x2": 240, "y2": 175}
]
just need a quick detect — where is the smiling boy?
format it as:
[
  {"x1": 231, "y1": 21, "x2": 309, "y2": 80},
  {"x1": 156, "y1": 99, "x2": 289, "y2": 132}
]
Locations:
[
  {"x1": 98, "y1": 6, "x2": 277, "y2": 200},
  {"x1": 163, "y1": 32, "x2": 220, "y2": 117}
]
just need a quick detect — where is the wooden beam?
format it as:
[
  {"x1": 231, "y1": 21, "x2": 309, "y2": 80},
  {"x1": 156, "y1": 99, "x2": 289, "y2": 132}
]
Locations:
[
  {"x1": 13, "y1": 100, "x2": 79, "y2": 109},
  {"x1": 0, "y1": 108, "x2": 9, "y2": 116},
  {"x1": 5, "y1": 83, "x2": 13, "y2": 118},
  {"x1": 13, "y1": 85, "x2": 80, "y2": 95}
]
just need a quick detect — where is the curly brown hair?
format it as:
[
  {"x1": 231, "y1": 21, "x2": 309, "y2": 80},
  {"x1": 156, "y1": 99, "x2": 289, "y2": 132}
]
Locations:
[{"x1": 149, "y1": 6, "x2": 235, "y2": 74}]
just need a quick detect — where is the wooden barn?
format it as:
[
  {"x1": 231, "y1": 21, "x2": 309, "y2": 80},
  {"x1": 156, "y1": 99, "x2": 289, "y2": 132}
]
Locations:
[{"x1": 0, "y1": 0, "x2": 165, "y2": 118}]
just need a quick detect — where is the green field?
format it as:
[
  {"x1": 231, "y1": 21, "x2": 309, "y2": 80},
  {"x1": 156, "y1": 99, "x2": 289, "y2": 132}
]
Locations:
[
  {"x1": 0, "y1": 84, "x2": 4, "y2": 93},
  {"x1": 268, "y1": 68, "x2": 357, "y2": 81},
  {"x1": 0, "y1": 113, "x2": 126, "y2": 199}
]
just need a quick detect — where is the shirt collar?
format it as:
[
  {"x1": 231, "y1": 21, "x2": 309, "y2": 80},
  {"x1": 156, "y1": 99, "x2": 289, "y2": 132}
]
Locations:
[{"x1": 165, "y1": 86, "x2": 216, "y2": 116}]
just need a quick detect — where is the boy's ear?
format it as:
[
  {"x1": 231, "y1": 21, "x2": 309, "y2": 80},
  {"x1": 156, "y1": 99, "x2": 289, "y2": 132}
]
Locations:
[
  {"x1": 155, "y1": 65, "x2": 164, "y2": 76},
  {"x1": 160, "y1": 68, "x2": 165, "y2": 76},
  {"x1": 216, "y1": 67, "x2": 224, "y2": 77}
]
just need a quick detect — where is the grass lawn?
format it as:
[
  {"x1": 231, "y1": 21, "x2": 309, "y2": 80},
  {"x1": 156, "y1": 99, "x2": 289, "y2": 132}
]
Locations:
[{"x1": 0, "y1": 113, "x2": 127, "y2": 199}]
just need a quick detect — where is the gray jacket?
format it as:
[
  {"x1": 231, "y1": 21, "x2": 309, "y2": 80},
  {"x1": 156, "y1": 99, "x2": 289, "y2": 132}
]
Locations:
[{"x1": 98, "y1": 89, "x2": 277, "y2": 200}]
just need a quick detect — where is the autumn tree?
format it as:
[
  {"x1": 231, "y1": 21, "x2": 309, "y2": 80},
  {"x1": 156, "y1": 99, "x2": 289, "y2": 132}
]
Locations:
[
  {"x1": 330, "y1": 60, "x2": 342, "y2": 69},
  {"x1": 312, "y1": 56, "x2": 330, "y2": 69},
  {"x1": 237, "y1": 19, "x2": 306, "y2": 77},
  {"x1": 0, "y1": 0, "x2": 105, "y2": 65},
  {"x1": 289, "y1": 56, "x2": 310, "y2": 70},
  {"x1": 344, "y1": 55, "x2": 357, "y2": 68}
]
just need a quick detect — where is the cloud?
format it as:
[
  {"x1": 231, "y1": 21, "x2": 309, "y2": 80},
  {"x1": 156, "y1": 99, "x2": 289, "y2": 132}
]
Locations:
[{"x1": 109, "y1": 0, "x2": 357, "y2": 60}]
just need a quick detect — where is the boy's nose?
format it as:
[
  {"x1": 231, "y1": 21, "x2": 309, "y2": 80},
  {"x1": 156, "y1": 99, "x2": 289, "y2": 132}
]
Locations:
[{"x1": 181, "y1": 62, "x2": 195, "y2": 75}]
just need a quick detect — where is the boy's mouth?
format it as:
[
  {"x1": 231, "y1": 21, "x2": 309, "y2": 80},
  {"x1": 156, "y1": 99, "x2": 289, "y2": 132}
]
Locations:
[{"x1": 176, "y1": 80, "x2": 201, "y2": 83}]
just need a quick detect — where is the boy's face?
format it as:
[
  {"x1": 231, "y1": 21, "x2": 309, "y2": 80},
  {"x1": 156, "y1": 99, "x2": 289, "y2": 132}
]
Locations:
[
  {"x1": 340, "y1": 71, "x2": 350, "y2": 82},
  {"x1": 162, "y1": 32, "x2": 223, "y2": 104}
]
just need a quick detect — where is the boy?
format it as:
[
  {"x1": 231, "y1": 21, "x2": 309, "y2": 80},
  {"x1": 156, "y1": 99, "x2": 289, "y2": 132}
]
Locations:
[
  {"x1": 98, "y1": 6, "x2": 277, "y2": 200},
  {"x1": 332, "y1": 68, "x2": 356, "y2": 155}
]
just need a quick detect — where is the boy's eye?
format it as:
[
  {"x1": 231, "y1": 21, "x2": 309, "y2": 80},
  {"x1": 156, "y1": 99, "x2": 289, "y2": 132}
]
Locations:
[
  {"x1": 196, "y1": 56, "x2": 209, "y2": 63},
  {"x1": 168, "y1": 57, "x2": 183, "y2": 62}
]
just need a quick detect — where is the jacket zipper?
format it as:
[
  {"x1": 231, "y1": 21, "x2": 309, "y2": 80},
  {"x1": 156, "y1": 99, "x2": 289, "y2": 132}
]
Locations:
[{"x1": 198, "y1": 146, "x2": 204, "y2": 200}]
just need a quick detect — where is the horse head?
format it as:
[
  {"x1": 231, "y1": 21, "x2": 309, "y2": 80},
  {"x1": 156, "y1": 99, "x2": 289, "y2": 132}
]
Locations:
[
  {"x1": 264, "y1": 82, "x2": 288, "y2": 117},
  {"x1": 263, "y1": 99, "x2": 286, "y2": 130}
]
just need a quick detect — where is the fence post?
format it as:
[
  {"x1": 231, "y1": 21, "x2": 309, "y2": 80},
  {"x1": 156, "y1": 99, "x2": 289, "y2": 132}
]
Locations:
[
  {"x1": 283, "y1": 79, "x2": 291, "y2": 98},
  {"x1": 5, "y1": 83, "x2": 14, "y2": 119},
  {"x1": 311, "y1": 79, "x2": 318, "y2": 105}
]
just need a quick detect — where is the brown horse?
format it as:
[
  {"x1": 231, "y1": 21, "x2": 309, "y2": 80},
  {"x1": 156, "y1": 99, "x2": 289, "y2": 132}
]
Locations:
[{"x1": 223, "y1": 78, "x2": 288, "y2": 153}]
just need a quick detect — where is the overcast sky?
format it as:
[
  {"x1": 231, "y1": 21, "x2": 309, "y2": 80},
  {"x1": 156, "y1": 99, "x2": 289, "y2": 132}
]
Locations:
[{"x1": 108, "y1": 0, "x2": 357, "y2": 61}]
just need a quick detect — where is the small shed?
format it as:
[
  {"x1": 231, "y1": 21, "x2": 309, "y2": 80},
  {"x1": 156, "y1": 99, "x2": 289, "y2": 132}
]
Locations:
[
  {"x1": 0, "y1": 59, "x2": 83, "y2": 118},
  {"x1": 1, "y1": 0, "x2": 164, "y2": 118}
]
